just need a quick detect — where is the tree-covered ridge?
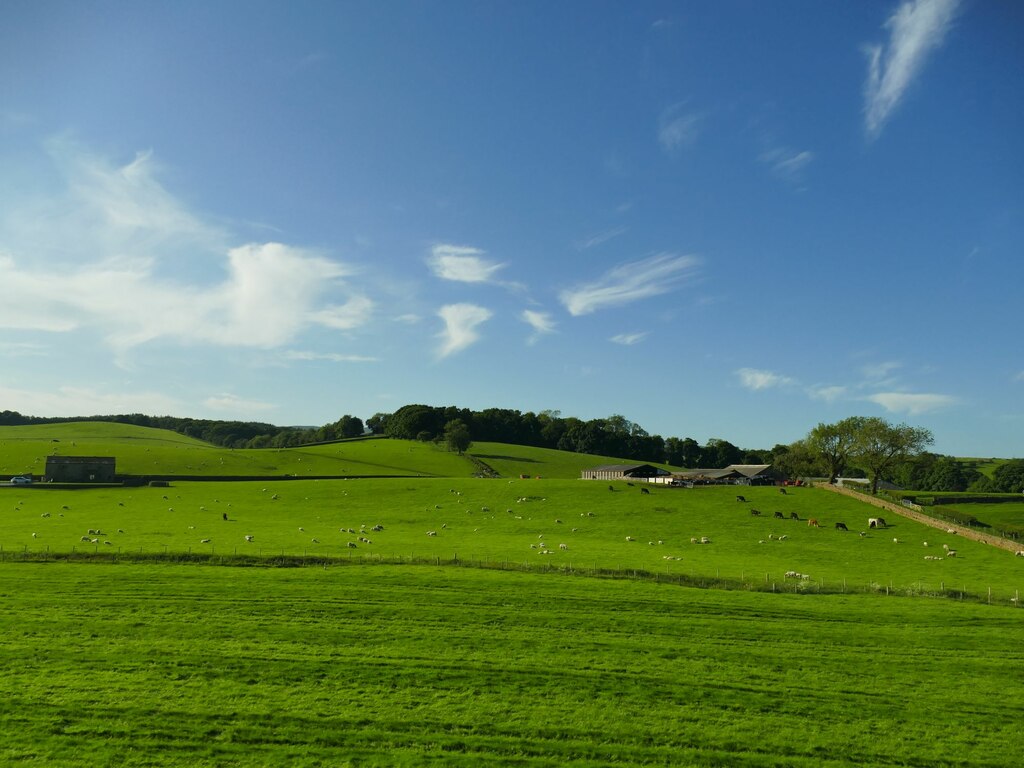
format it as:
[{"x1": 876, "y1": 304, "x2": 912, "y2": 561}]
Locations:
[{"x1": 371, "y1": 405, "x2": 767, "y2": 469}]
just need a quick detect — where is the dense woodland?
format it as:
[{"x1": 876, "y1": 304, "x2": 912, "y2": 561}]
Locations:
[{"x1": 1, "y1": 406, "x2": 1021, "y2": 494}]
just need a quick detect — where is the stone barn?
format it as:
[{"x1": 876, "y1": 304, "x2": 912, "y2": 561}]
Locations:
[{"x1": 45, "y1": 456, "x2": 117, "y2": 483}]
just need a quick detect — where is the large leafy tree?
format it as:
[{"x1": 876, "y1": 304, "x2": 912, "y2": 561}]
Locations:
[
  {"x1": 807, "y1": 416, "x2": 865, "y2": 483},
  {"x1": 443, "y1": 419, "x2": 472, "y2": 455},
  {"x1": 992, "y1": 460, "x2": 1024, "y2": 493},
  {"x1": 853, "y1": 417, "x2": 933, "y2": 494}
]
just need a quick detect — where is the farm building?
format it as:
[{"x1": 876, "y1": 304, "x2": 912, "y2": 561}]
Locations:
[
  {"x1": 44, "y1": 456, "x2": 117, "y2": 483},
  {"x1": 580, "y1": 464, "x2": 672, "y2": 481},
  {"x1": 671, "y1": 464, "x2": 775, "y2": 486}
]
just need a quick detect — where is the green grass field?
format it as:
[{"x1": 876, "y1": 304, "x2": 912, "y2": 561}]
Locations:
[
  {"x1": 3, "y1": 423, "x2": 1023, "y2": 766},
  {"x1": 4, "y1": 479, "x2": 1022, "y2": 599},
  {"x1": 1, "y1": 563, "x2": 1021, "y2": 767},
  {"x1": 0, "y1": 423, "x2": 671, "y2": 480}
]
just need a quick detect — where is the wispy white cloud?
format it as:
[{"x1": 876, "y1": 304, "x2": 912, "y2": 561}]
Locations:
[
  {"x1": 658, "y1": 104, "x2": 702, "y2": 153},
  {"x1": 575, "y1": 227, "x2": 627, "y2": 251},
  {"x1": 521, "y1": 310, "x2": 555, "y2": 345},
  {"x1": 610, "y1": 332, "x2": 648, "y2": 346},
  {"x1": 760, "y1": 148, "x2": 814, "y2": 184},
  {"x1": 863, "y1": 0, "x2": 961, "y2": 139},
  {"x1": 203, "y1": 393, "x2": 276, "y2": 414},
  {"x1": 559, "y1": 253, "x2": 700, "y2": 316},
  {"x1": 0, "y1": 384, "x2": 183, "y2": 417},
  {"x1": 285, "y1": 351, "x2": 379, "y2": 363},
  {"x1": 867, "y1": 391, "x2": 957, "y2": 414},
  {"x1": 437, "y1": 303, "x2": 492, "y2": 358},
  {"x1": 861, "y1": 360, "x2": 903, "y2": 383},
  {"x1": 428, "y1": 244, "x2": 505, "y2": 283},
  {"x1": 0, "y1": 145, "x2": 368, "y2": 353},
  {"x1": 736, "y1": 368, "x2": 797, "y2": 391},
  {"x1": 0, "y1": 341, "x2": 48, "y2": 357},
  {"x1": 808, "y1": 385, "x2": 848, "y2": 403}
]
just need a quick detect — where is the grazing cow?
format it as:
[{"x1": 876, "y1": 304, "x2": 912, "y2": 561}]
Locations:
[
  {"x1": 790, "y1": 512, "x2": 799, "y2": 520},
  {"x1": 750, "y1": 509, "x2": 761, "y2": 517},
  {"x1": 736, "y1": 495, "x2": 747, "y2": 503},
  {"x1": 608, "y1": 485, "x2": 615, "y2": 492},
  {"x1": 779, "y1": 488, "x2": 787, "y2": 495},
  {"x1": 640, "y1": 487, "x2": 650, "y2": 495},
  {"x1": 774, "y1": 511, "x2": 785, "y2": 519},
  {"x1": 869, "y1": 517, "x2": 887, "y2": 529},
  {"x1": 835, "y1": 522, "x2": 848, "y2": 531},
  {"x1": 348, "y1": 542, "x2": 357, "y2": 548},
  {"x1": 807, "y1": 518, "x2": 820, "y2": 528},
  {"x1": 222, "y1": 513, "x2": 228, "y2": 521},
  {"x1": 1016, "y1": 551, "x2": 1024, "y2": 558}
]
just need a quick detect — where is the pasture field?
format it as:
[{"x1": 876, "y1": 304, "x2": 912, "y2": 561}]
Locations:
[
  {"x1": 0, "y1": 423, "x2": 668, "y2": 480},
  {"x1": 937, "y1": 502, "x2": 1024, "y2": 532},
  {"x1": 469, "y1": 441, "x2": 679, "y2": 479},
  {"x1": 1, "y1": 563, "x2": 1021, "y2": 767},
  {"x1": 4, "y1": 479, "x2": 1023, "y2": 598},
  {"x1": 0, "y1": 423, "x2": 475, "y2": 478}
]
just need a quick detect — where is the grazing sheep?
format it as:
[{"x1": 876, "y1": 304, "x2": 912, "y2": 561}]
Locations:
[
  {"x1": 299, "y1": 527, "x2": 305, "y2": 532},
  {"x1": 690, "y1": 537, "x2": 698, "y2": 544},
  {"x1": 923, "y1": 541, "x2": 929, "y2": 547},
  {"x1": 201, "y1": 538, "x2": 211, "y2": 544},
  {"x1": 80, "y1": 536, "x2": 90, "y2": 542},
  {"x1": 893, "y1": 538, "x2": 900, "y2": 544},
  {"x1": 700, "y1": 536, "x2": 710, "y2": 544},
  {"x1": 90, "y1": 538, "x2": 99, "y2": 544},
  {"x1": 946, "y1": 549, "x2": 957, "y2": 557},
  {"x1": 200, "y1": 506, "x2": 207, "y2": 511},
  {"x1": 778, "y1": 535, "x2": 789, "y2": 541},
  {"x1": 559, "y1": 543, "x2": 568, "y2": 550},
  {"x1": 311, "y1": 538, "x2": 319, "y2": 543},
  {"x1": 625, "y1": 536, "x2": 635, "y2": 542},
  {"x1": 555, "y1": 519, "x2": 563, "y2": 524},
  {"x1": 168, "y1": 508, "x2": 174, "y2": 512},
  {"x1": 426, "y1": 530, "x2": 437, "y2": 536},
  {"x1": 117, "y1": 529, "x2": 124, "y2": 534},
  {"x1": 371, "y1": 524, "x2": 384, "y2": 532},
  {"x1": 947, "y1": 529, "x2": 957, "y2": 535},
  {"x1": 442, "y1": 523, "x2": 447, "y2": 529},
  {"x1": 271, "y1": 494, "x2": 279, "y2": 500},
  {"x1": 40, "y1": 512, "x2": 50, "y2": 518},
  {"x1": 244, "y1": 535, "x2": 254, "y2": 542},
  {"x1": 1016, "y1": 551, "x2": 1024, "y2": 557},
  {"x1": 31, "y1": 533, "x2": 37, "y2": 538}
]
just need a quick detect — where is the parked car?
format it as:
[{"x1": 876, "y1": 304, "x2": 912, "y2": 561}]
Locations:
[{"x1": 9, "y1": 476, "x2": 32, "y2": 485}]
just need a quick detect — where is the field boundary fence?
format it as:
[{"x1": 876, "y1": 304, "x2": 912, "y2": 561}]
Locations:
[
  {"x1": 814, "y1": 483, "x2": 1023, "y2": 554},
  {"x1": 0, "y1": 545, "x2": 1020, "y2": 608}
]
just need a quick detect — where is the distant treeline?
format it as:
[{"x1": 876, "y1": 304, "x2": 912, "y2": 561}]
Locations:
[
  {"x1": 0, "y1": 406, "x2": 768, "y2": 468},
  {"x1": 367, "y1": 404, "x2": 773, "y2": 468},
  {"x1": 0, "y1": 410, "x2": 363, "y2": 449}
]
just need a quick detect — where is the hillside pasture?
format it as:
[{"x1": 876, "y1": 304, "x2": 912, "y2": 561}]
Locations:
[
  {"x1": 0, "y1": 562, "x2": 1021, "y2": 767},
  {"x1": 4, "y1": 479, "x2": 1021, "y2": 598},
  {"x1": 0, "y1": 423, "x2": 475, "y2": 478},
  {"x1": 469, "y1": 441, "x2": 680, "y2": 479}
]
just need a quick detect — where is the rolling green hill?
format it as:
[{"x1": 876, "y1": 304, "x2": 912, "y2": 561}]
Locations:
[{"x1": 0, "y1": 422, "x2": 678, "y2": 479}]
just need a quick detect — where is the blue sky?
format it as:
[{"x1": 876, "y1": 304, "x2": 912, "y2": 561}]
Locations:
[{"x1": 1, "y1": 0, "x2": 1021, "y2": 457}]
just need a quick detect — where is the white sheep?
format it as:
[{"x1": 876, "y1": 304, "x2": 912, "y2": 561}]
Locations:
[
  {"x1": 559, "y1": 543, "x2": 568, "y2": 550},
  {"x1": 426, "y1": 530, "x2": 437, "y2": 536},
  {"x1": 201, "y1": 538, "x2": 211, "y2": 544},
  {"x1": 625, "y1": 536, "x2": 635, "y2": 542},
  {"x1": 946, "y1": 549, "x2": 957, "y2": 557},
  {"x1": 244, "y1": 535, "x2": 254, "y2": 542}
]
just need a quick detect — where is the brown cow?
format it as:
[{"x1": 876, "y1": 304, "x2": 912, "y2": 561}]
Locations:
[{"x1": 807, "y1": 518, "x2": 820, "y2": 528}]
